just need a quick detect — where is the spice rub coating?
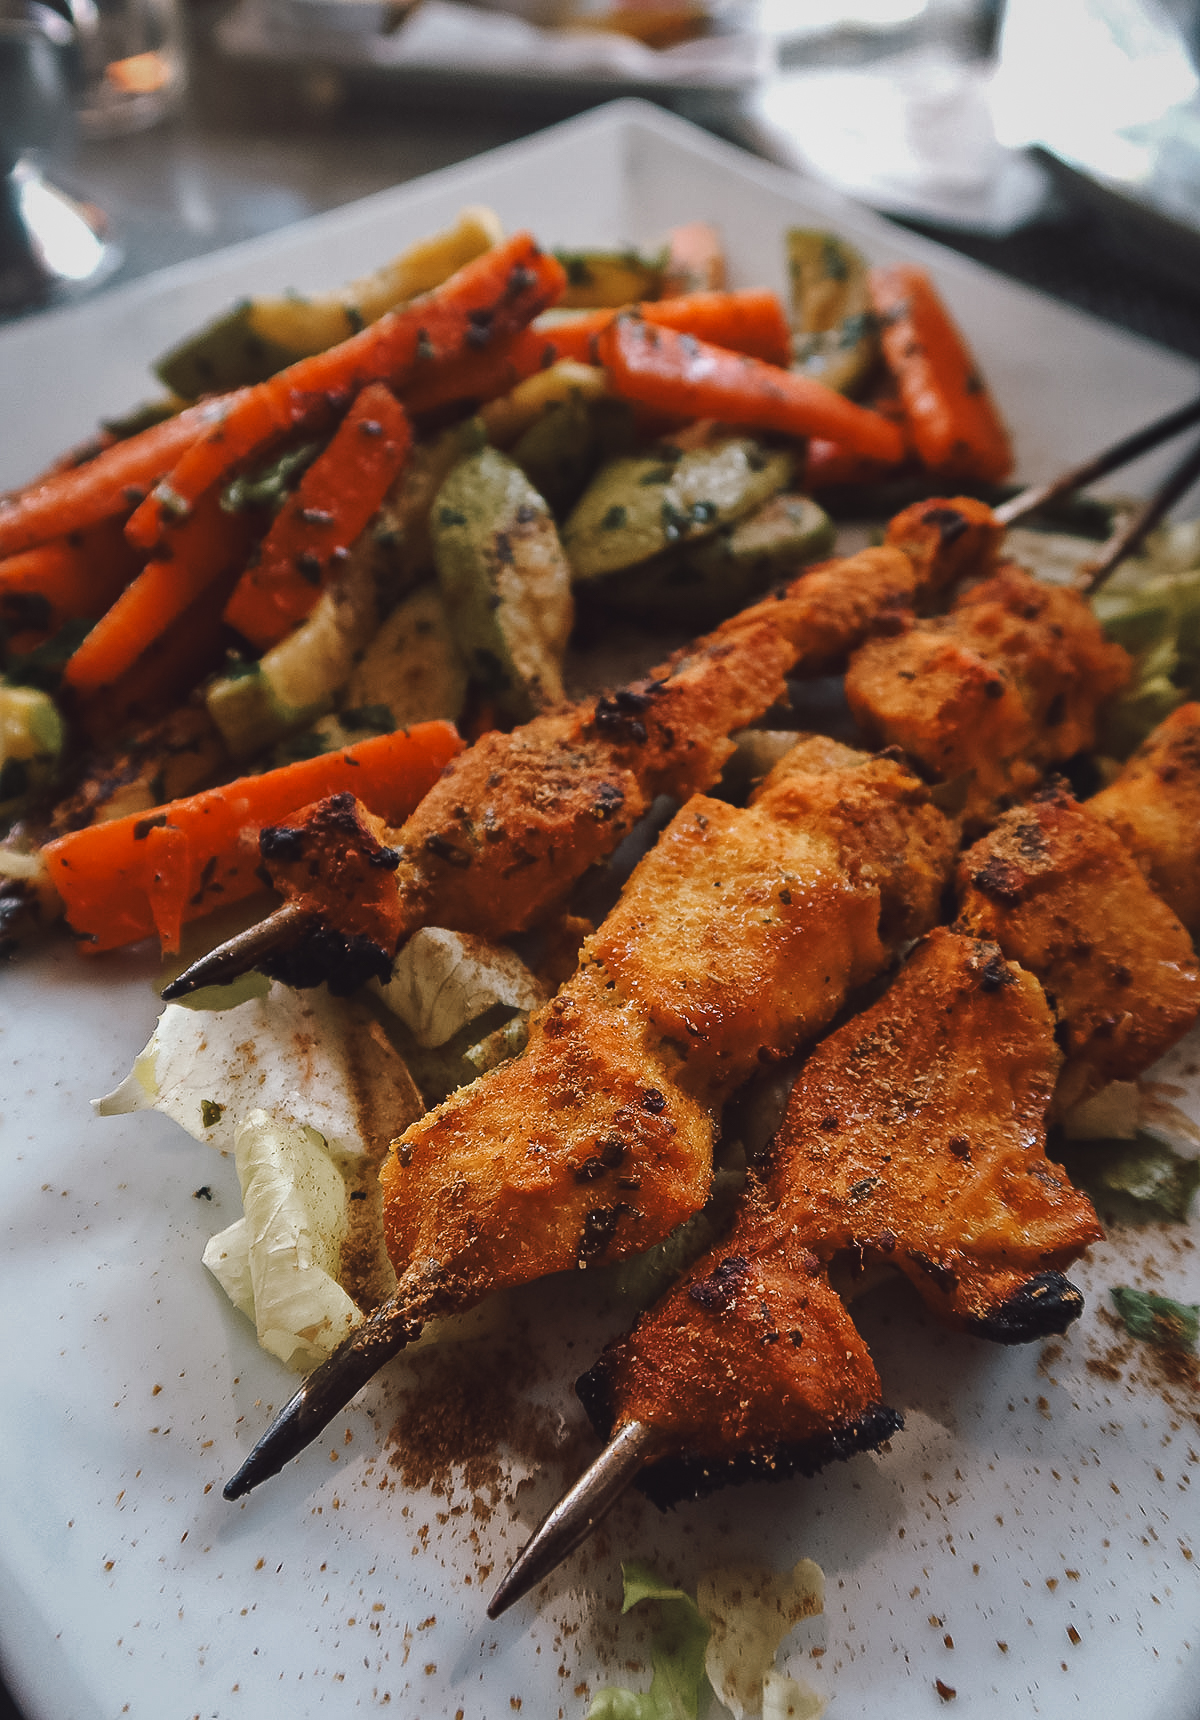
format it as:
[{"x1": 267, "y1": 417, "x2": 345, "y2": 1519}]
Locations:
[
  {"x1": 957, "y1": 780, "x2": 1200, "y2": 1110},
  {"x1": 845, "y1": 563, "x2": 1130, "y2": 827},
  {"x1": 379, "y1": 741, "x2": 955, "y2": 1332},
  {"x1": 767, "y1": 928, "x2": 1102, "y2": 1331},
  {"x1": 258, "y1": 517, "x2": 998, "y2": 985}
]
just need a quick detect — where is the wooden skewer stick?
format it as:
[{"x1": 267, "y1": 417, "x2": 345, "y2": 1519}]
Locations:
[
  {"x1": 1077, "y1": 429, "x2": 1200, "y2": 595},
  {"x1": 992, "y1": 391, "x2": 1200, "y2": 528},
  {"x1": 486, "y1": 1421, "x2": 666, "y2": 1619},
  {"x1": 161, "y1": 902, "x2": 311, "y2": 1001},
  {"x1": 223, "y1": 1289, "x2": 428, "y2": 1500}
]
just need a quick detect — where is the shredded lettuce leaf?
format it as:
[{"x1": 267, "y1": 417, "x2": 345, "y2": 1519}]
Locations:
[
  {"x1": 375, "y1": 926, "x2": 545, "y2": 1049},
  {"x1": 94, "y1": 981, "x2": 405, "y2": 1157},
  {"x1": 95, "y1": 982, "x2": 423, "y2": 1369},
  {"x1": 206, "y1": 1111, "x2": 362, "y2": 1370},
  {"x1": 588, "y1": 1558, "x2": 826, "y2": 1720},
  {"x1": 586, "y1": 1562, "x2": 710, "y2": 1720},
  {"x1": 761, "y1": 1672, "x2": 826, "y2": 1720}
]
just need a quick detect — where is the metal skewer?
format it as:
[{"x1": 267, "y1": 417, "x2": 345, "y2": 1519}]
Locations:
[
  {"x1": 487, "y1": 1421, "x2": 665, "y2": 1619},
  {"x1": 223, "y1": 1288, "x2": 426, "y2": 1500}
]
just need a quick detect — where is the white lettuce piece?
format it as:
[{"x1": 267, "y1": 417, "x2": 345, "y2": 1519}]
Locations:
[
  {"x1": 96, "y1": 982, "x2": 426, "y2": 1371},
  {"x1": 94, "y1": 981, "x2": 392, "y2": 1159},
  {"x1": 697, "y1": 1559, "x2": 825, "y2": 1720},
  {"x1": 201, "y1": 1218, "x2": 255, "y2": 1320},
  {"x1": 761, "y1": 1671, "x2": 826, "y2": 1720},
  {"x1": 374, "y1": 926, "x2": 545, "y2": 1048},
  {"x1": 228, "y1": 1110, "x2": 361, "y2": 1372}
]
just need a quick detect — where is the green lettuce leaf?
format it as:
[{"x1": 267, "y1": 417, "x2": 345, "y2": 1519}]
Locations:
[{"x1": 586, "y1": 1562, "x2": 710, "y2": 1720}]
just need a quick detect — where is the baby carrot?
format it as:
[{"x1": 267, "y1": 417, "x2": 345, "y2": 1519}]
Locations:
[
  {"x1": 43, "y1": 719, "x2": 463, "y2": 954},
  {"x1": 542, "y1": 289, "x2": 793, "y2": 370},
  {"x1": 0, "y1": 519, "x2": 142, "y2": 633},
  {"x1": 597, "y1": 315, "x2": 906, "y2": 463},
  {"x1": 124, "y1": 234, "x2": 566, "y2": 553},
  {"x1": 223, "y1": 383, "x2": 412, "y2": 650},
  {"x1": 63, "y1": 488, "x2": 259, "y2": 695},
  {"x1": 869, "y1": 263, "x2": 1012, "y2": 482},
  {"x1": 0, "y1": 399, "x2": 231, "y2": 559}
]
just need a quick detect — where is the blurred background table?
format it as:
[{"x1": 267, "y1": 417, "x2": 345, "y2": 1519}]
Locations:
[{"x1": 18, "y1": 0, "x2": 1200, "y2": 364}]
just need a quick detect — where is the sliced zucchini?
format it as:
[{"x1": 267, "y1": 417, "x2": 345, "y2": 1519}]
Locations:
[
  {"x1": 368, "y1": 416, "x2": 488, "y2": 591},
  {"x1": 432, "y1": 449, "x2": 574, "y2": 721},
  {"x1": 592, "y1": 492, "x2": 834, "y2": 624},
  {"x1": 0, "y1": 685, "x2": 65, "y2": 813},
  {"x1": 508, "y1": 392, "x2": 637, "y2": 520},
  {"x1": 479, "y1": 360, "x2": 609, "y2": 449},
  {"x1": 157, "y1": 206, "x2": 503, "y2": 399},
  {"x1": 787, "y1": 229, "x2": 879, "y2": 398},
  {"x1": 562, "y1": 438, "x2": 794, "y2": 584},
  {"x1": 553, "y1": 246, "x2": 666, "y2": 309},
  {"x1": 343, "y1": 583, "x2": 468, "y2": 729},
  {"x1": 206, "y1": 539, "x2": 386, "y2": 760}
]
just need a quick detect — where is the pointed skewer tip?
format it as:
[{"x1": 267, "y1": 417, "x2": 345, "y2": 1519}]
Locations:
[
  {"x1": 487, "y1": 1421, "x2": 663, "y2": 1619},
  {"x1": 160, "y1": 902, "x2": 310, "y2": 1000}
]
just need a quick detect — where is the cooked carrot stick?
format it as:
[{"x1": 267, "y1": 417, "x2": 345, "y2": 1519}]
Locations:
[
  {"x1": 869, "y1": 264, "x2": 1012, "y2": 482},
  {"x1": 124, "y1": 234, "x2": 566, "y2": 553},
  {"x1": 0, "y1": 399, "x2": 231, "y2": 560},
  {"x1": 404, "y1": 291, "x2": 795, "y2": 420},
  {"x1": 402, "y1": 328, "x2": 555, "y2": 419},
  {"x1": 0, "y1": 520, "x2": 142, "y2": 633},
  {"x1": 43, "y1": 720, "x2": 463, "y2": 954},
  {"x1": 541, "y1": 290, "x2": 793, "y2": 369},
  {"x1": 63, "y1": 489, "x2": 259, "y2": 695},
  {"x1": 73, "y1": 559, "x2": 246, "y2": 744},
  {"x1": 223, "y1": 384, "x2": 412, "y2": 650},
  {"x1": 596, "y1": 315, "x2": 907, "y2": 463}
]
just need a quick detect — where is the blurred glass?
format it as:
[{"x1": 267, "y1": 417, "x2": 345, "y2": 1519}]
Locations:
[{"x1": 75, "y1": 0, "x2": 186, "y2": 136}]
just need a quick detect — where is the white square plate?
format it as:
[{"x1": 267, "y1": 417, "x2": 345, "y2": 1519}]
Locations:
[{"x1": 2, "y1": 100, "x2": 1199, "y2": 1720}]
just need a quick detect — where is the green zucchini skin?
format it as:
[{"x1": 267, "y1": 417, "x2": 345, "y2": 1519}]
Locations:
[
  {"x1": 588, "y1": 492, "x2": 834, "y2": 624},
  {"x1": 156, "y1": 304, "x2": 295, "y2": 402},
  {"x1": 509, "y1": 395, "x2": 636, "y2": 519},
  {"x1": 562, "y1": 438, "x2": 794, "y2": 585},
  {"x1": 787, "y1": 229, "x2": 880, "y2": 399},
  {"x1": 432, "y1": 448, "x2": 574, "y2": 722}
]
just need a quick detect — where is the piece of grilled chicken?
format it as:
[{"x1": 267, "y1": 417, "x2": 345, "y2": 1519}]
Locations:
[
  {"x1": 846, "y1": 561, "x2": 1130, "y2": 830},
  {"x1": 164, "y1": 498, "x2": 999, "y2": 999},
  {"x1": 957, "y1": 772, "x2": 1200, "y2": 1111},
  {"x1": 224, "y1": 735, "x2": 957, "y2": 1497},
  {"x1": 570, "y1": 929, "x2": 1101, "y2": 1518},
  {"x1": 1089, "y1": 701, "x2": 1200, "y2": 938}
]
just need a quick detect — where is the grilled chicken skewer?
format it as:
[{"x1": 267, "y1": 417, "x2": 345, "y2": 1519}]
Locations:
[
  {"x1": 165, "y1": 499, "x2": 1000, "y2": 1000},
  {"x1": 224, "y1": 515, "x2": 1128, "y2": 1498},
  {"x1": 490, "y1": 706, "x2": 1200, "y2": 1614},
  {"x1": 224, "y1": 734, "x2": 957, "y2": 1497},
  {"x1": 490, "y1": 927, "x2": 1102, "y2": 1614}
]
